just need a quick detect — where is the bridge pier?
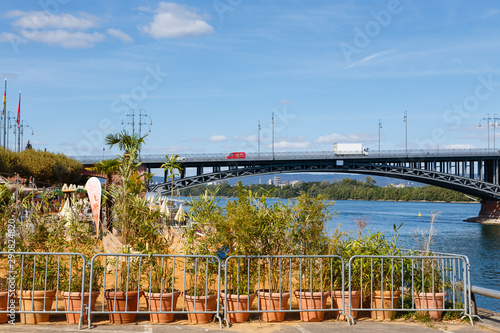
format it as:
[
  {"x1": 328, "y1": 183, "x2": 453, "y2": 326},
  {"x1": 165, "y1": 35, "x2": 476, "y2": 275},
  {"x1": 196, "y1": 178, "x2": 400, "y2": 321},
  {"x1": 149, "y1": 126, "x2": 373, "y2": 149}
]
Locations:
[{"x1": 466, "y1": 200, "x2": 500, "y2": 224}]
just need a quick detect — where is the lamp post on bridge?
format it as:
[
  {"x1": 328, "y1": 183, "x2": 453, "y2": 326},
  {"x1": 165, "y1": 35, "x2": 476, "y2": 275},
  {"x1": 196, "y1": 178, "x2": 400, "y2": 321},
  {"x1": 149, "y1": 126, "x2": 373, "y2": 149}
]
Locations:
[
  {"x1": 493, "y1": 114, "x2": 500, "y2": 153},
  {"x1": 403, "y1": 111, "x2": 407, "y2": 157},
  {"x1": 479, "y1": 114, "x2": 492, "y2": 152},
  {"x1": 271, "y1": 112, "x2": 275, "y2": 160},
  {"x1": 378, "y1": 119, "x2": 382, "y2": 155},
  {"x1": 258, "y1": 120, "x2": 261, "y2": 158}
]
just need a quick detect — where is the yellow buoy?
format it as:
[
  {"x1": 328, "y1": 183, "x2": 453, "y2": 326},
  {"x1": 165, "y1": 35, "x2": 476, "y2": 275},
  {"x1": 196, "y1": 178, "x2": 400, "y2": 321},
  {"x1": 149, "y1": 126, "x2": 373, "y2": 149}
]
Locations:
[{"x1": 418, "y1": 212, "x2": 421, "y2": 217}]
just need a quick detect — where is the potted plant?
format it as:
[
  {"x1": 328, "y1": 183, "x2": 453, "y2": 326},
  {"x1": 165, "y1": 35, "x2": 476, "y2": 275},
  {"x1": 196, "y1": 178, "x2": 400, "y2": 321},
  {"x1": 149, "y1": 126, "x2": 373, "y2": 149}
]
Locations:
[
  {"x1": 144, "y1": 257, "x2": 180, "y2": 323},
  {"x1": 327, "y1": 230, "x2": 363, "y2": 321},
  {"x1": 362, "y1": 224, "x2": 406, "y2": 320},
  {"x1": 0, "y1": 277, "x2": 8, "y2": 324},
  {"x1": 15, "y1": 199, "x2": 67, "y2": 324},
  {"x1": 104, "y1": 253, "x2": 143, "y2": 324},
  {"x1": 412, "y1": 257, "x2": 447, "y2": 320},
  {"x1": 291, "y1": 194, "x2": 332, "y2": 322},
  {"x1": 60, "y1": 218, "x2": 104, "y2": 324},
  {"x1": 182, "y1": 258, "x2": 219, "y2": 324},
  {"x1": 411, "y1": 213, "x2": 447, "y2": 320}
]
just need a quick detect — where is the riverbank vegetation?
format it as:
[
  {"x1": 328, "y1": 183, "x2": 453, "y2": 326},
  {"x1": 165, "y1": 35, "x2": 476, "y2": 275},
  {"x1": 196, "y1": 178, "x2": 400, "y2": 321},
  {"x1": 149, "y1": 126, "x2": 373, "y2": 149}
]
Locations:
[{"x1": 180, "y1": 177, "x2": 474, "y2": 202}]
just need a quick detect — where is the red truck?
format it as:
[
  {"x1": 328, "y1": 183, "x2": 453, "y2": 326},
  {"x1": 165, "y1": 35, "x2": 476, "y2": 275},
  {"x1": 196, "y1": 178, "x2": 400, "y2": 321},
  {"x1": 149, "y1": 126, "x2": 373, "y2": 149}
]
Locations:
[{"x1": 226, "y1": 152, "x2": 246, "y2": 159}]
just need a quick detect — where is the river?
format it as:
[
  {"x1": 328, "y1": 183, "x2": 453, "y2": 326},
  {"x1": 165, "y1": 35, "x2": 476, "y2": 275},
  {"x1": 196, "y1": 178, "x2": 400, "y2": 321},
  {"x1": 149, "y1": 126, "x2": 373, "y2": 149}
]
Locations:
[{"x1": 182, "y1": 197, "x2": 500, "y2": 312}]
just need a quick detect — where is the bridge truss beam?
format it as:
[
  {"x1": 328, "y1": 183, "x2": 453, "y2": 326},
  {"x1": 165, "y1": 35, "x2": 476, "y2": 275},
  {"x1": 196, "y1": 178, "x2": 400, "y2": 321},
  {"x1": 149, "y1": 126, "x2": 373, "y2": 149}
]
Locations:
[{"x1": 149, "y1": 161, "x2": 500, "y2": 200}]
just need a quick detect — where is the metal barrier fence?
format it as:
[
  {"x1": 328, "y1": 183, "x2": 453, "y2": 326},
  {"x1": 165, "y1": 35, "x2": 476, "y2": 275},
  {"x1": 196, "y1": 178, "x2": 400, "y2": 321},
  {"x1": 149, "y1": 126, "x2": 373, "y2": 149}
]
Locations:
[
  {"x1": 348, "y1": 255, "x2": 474, "y2": 325},
  {"x1": 2, "y1": 252, "x2": 477, "y2": 329},
  {"x1": 87, "y1": 253, "x2": 222, "y2": 328},
  {"x1": 0, "y1": 252, "x2": 87, "y2": 329},
  {"x1": 223, "y1": 255, "x2": 349, "y2": 326}
]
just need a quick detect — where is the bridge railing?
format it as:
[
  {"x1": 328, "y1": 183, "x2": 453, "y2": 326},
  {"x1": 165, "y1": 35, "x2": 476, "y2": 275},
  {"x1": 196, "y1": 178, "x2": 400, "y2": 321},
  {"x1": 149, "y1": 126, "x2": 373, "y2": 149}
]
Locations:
[{"x1": 72, "y1": 148, "x2": 499, "y2": 164}]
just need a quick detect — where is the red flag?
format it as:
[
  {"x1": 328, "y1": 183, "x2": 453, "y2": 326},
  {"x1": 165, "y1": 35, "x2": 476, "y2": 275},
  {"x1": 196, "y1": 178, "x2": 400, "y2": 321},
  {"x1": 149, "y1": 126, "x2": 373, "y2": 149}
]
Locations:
[
  {"x1": 2, "y1": 87, "x2": 5, "y2": 119},
  {"x1": 16, "y1": 91, "x2": 20, "y2": 127}
]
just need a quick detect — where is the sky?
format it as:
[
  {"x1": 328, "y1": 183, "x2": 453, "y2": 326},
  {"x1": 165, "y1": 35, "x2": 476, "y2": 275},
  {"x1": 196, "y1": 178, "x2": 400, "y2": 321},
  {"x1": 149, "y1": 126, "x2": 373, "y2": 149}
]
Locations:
[{"x1": 1, "y1": 0, "x2": 500, "y2": 158}]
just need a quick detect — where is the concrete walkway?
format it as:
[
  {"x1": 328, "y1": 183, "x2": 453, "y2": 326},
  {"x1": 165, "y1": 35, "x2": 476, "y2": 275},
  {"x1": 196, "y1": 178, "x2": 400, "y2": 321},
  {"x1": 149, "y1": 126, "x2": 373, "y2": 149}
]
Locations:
[{"x1": 1, "y1": 308, "x2": 499, "y2": 333}]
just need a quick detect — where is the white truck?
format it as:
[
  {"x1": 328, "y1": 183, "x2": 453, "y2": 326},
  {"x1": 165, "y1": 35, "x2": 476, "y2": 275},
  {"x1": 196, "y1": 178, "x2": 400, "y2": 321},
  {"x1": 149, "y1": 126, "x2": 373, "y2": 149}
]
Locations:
[{"x1": 334, "y1": 143, "x2": 369, "y2": 156}]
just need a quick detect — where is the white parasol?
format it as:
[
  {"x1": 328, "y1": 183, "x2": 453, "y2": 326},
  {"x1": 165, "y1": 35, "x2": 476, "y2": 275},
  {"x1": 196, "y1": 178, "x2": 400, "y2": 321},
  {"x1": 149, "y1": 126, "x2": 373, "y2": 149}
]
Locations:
[
  {"x1": 174, "y1": 204, "x2": 185, "y2": 223},
  {"x1": 160, "y1": 200, "x2": 170, "y2": 216}
]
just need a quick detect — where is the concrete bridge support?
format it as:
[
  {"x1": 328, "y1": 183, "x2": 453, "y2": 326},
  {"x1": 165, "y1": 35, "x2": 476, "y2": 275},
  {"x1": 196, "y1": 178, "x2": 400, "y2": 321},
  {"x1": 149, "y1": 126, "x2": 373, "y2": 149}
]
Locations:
[{"x1": 466, "y1": 200, "x2": 500, "y2": 224}]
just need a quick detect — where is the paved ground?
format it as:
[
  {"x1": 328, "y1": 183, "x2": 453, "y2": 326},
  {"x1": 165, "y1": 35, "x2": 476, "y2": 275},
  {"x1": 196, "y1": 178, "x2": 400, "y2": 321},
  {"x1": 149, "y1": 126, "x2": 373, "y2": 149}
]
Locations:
[{"x1": 0, "y1": 308, "x2": 499, "y2": 333}]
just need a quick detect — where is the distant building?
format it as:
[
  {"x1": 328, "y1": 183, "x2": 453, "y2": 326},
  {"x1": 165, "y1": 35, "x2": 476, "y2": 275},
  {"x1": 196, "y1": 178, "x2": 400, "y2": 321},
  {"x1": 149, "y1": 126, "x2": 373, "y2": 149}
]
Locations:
[
  {"x1": 387, "y1": 183, "x2": 407, "y2": 188},
  {"x1": 268, "y1": 179, "x2": 273, "y2": 185},
  {"x1": 273, "y1": 176, "x2": 281, "y2": 186},
  {"x1": 290, "y1": 180, "x2": 300, "y2": 186}
]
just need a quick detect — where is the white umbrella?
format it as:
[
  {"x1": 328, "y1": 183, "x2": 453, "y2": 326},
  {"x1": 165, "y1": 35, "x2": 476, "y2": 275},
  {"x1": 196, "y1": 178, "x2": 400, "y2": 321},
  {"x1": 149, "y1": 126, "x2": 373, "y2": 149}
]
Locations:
[
  {"x1": 160, "y1": 200, "x2": 170, "y2": 216},
  {"x1": 59, "y1": 198, "x2": 74, "y2": 221},
  {"x1": 174, "y1": 204, "x2": 185, "y2": 223}
]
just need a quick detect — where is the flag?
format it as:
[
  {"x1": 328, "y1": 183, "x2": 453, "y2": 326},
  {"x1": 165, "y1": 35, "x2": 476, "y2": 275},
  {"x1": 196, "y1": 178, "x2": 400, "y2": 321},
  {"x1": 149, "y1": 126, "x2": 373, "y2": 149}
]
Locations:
[
  {"x1": 86, "y1": 177, "x2": 102, "y2": 238},
  {"x1": 2, "y1": 80, "x2": 5, "y2": 119},
  {"x1": 16, "y1": 91, "x2": 20, "y2": 127}
]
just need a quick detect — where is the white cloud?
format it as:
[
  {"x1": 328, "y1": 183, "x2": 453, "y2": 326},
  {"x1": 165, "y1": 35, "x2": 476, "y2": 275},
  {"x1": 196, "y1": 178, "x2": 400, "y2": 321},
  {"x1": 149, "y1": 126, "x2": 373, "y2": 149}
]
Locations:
[
  {"x1": 316, "y1": 132, "x2": 376, "y2": 144},
  {"x1": 107, "y1": 29, "x2": 133, "y2": 43},
  {"x1": 279, "y1": 99, "x2": 292, "y2": 104},
  {"x1": 345, "y1": 49, "x2": 397, "y2": 69},
  {"x1": 271, "y1": 141, "x2": 311, "y2": 149},
  {"x1": 442, "y1": 144, "x2": 477, "y2": 149},
  {"x1": 19, "y1": 29, "x2": 105, "y2": 48},
  {"x1": 8, "y1": 11, "x2": 99, "y2": 30},
  {"x1": 210, "y1": 135, "x2": 227, "y2": 142},
  {"x1": 139, "y1": 2, "x2": 214, "y2": 39},
  {"x1": 234, "y1": 135, "x2": 257, "y2": 142},
  {"x1": 0, "y1": 32, "x2": 18, "y2": 42}
]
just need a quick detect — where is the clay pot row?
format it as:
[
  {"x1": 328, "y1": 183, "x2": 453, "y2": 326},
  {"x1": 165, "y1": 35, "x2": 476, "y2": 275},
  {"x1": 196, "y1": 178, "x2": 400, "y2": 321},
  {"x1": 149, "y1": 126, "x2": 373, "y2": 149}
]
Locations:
[
  {"x1": 222, "y1": 290, "x2": 362, "y2": 323},
  {"x1": 0, "y1": 289, "x2": 445, "y2": 325}
]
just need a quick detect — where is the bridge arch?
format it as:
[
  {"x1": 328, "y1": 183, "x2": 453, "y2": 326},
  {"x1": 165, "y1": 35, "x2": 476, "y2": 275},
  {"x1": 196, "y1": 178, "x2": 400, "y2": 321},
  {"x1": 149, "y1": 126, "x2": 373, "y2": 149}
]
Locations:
[{"x1": 149, "y1": 162, "x2": 500, "y2": 200}]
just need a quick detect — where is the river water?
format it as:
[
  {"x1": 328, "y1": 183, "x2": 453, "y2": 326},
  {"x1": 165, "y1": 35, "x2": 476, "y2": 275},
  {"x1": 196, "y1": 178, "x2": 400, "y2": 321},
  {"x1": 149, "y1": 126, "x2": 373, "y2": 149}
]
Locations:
[
  {"x1": 183, "y1": 197, "x2": 500, "y2": 312},
  {"x1": 330, "y1": 200, "x2": 499, "y2": 313}
]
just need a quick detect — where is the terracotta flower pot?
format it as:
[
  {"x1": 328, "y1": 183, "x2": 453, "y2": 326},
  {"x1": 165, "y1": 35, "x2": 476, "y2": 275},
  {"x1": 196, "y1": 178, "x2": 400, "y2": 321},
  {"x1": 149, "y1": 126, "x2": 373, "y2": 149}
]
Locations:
[
  {"x1": 184, "y1": 294, "x2": 217, "y2": 324},
  {"x1": 258, "y1": 290, "x2": 290, "y2": 322},
  {"x1": 220, "y1": 291, "x2": 256, "y2": 323},
  {"x1": 104, "y1": 290, "x2": 142, "y2": 324},
  {"x1": 61, "y1": 291, "x2": 100, "y2": 324},
  {"x1": 0, "y1": 292, "x2": 8, "y2": 323},
  {"x1": 414, "y1": 292, "x2": 445, "y2": 320},
  {"x1": 144, "y1": 290, "x2": 180, "y2": 323},
  {"x1": 331, "y1": 290, "x2": 362, "y2": 320},
  {"x1": 371, "y1": 290, "x2": 401, "y2": 320},
  {"x1": 294, "y1": 290, "x2": 329, "y2": 322},
  {"x1": 16, "y1": 290, "x2": 56, "y2": 324}
]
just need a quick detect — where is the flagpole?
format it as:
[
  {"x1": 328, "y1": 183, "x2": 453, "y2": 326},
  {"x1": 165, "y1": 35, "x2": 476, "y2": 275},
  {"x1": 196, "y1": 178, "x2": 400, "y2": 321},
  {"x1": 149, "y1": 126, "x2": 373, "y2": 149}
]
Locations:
[
  {"x1": 17, "y1": 91, "x2": 20, "y2": 152},
  {"x1": 3, "y1": 78, "x2": 6, "y2": 149}
]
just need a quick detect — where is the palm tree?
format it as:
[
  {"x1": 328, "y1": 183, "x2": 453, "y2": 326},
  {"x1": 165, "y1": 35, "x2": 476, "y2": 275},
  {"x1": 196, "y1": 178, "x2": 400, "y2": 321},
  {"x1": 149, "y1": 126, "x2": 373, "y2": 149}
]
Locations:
[
  {"x1": 105, "y1": 130, "x2": 147, "y2": 156},
  {"x1": 161, "y1": 153, "x2": 183, "y2": 207},
  {"x1": 104, "y1": 131, "x2": 148, "y2": 242},
  {"x1": 86, "y1": 159, "x2": 121, "y2": 188}
]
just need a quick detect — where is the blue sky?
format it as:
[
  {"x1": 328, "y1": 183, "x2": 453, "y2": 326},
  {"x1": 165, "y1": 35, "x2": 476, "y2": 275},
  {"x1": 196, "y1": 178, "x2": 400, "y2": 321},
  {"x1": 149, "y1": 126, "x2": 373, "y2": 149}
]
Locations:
[{"x1": 1, "y1": 0, "x2": 500, "y2": 157}]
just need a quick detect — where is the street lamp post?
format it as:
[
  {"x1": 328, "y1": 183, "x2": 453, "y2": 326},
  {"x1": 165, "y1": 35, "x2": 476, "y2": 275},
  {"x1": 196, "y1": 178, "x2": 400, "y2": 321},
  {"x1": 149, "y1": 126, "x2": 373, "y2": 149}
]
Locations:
[
  {"x1": 378, "y1": 119, "x2": 382, "y2": 155},
  {"x1": 6, "y1": 111, "x2": 15, "y2": 151},
  {"x1": 403, "y1": 111, "x2": 407, "y2": 157},
  {"x1": 271, "y1": 112, "x2": 275, "y2": 160},
  {"x1": 138, "y1": 109, "x2": 153, "y2": 138},
  {"x1": 258, "y1": 120, "x2": 261, "y2": 158},
  {"x1": 479, "y1": 113, "x2": 492, "y2": 152},
  {"x1": 493, "y1": 114, "x2": 500, "y2": 152},
  {"x1": 19, "y1": 120, "x2": 34, "y2": 150}
]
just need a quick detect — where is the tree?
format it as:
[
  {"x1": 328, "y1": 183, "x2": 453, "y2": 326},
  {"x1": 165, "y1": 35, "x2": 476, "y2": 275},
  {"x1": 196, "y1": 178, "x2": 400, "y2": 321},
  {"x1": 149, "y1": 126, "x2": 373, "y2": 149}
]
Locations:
[
  {"x1": 161, "y1": 153, "x2": 183, "y2": 202},
  {"x1": 105, "y1": 131, "x2": 148, "y2": 243}
]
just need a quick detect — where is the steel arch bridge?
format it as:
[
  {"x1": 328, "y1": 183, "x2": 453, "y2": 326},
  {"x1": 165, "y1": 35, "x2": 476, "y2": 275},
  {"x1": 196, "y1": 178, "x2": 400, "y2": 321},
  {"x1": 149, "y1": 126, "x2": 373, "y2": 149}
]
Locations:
[{"x1": 143, "y1": 150, "x2": 500, "y2": 201}]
